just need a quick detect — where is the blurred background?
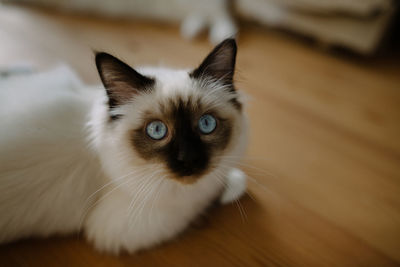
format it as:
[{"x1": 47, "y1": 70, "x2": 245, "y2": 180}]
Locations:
[{"x1": 0, "y1": 0, "x2": 399, "y2": 266}]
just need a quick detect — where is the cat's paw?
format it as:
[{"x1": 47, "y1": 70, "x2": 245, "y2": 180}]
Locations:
[{"x1": 220, "y1": 168, "x2": 246, "y2": 204}]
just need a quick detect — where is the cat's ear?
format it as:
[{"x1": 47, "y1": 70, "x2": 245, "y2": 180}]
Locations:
[
  {"x1": 190, "y1": 38, "x2": 237, "y2": 86},
  {"x1": 95, "y1": 52, "x2": 154, "y2": 108}
]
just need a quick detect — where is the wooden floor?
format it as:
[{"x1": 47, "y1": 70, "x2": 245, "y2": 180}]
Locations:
[{"x1": 1, "y1": 4, "x2": 400, "y2": 267}]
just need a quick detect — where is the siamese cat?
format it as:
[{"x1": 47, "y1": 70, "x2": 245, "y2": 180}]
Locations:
[{"x1": 0, "y1": 39, "x2": 247, "y2": 253}]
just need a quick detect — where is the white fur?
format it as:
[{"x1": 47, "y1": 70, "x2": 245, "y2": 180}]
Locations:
[
  {"x1": 0, "y1": 65, "x2": 103, "y2": 243},
  {"x1": 220, "y1": 168, "x2": 247, "y2": 204},
  {"x1": 0, "y1": 65, "x2": 247, "y2": 253}
]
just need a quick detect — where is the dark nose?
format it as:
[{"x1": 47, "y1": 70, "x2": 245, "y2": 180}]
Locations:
[
  {"x1": 175, "y1": 141, "x2": 198, "y2": 176},
  {"x1": 168, "y1": 137, "x2": 207, "y2": 177}
]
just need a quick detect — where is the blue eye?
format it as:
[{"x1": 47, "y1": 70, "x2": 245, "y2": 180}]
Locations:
[
  {"x1": 146, "y1": 121, "x2": 167, "y2": 140},
  {"x1": 198, "y1": 114, "x2": 217, "y2": 134}
]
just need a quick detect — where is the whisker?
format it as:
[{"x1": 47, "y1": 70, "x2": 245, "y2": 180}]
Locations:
[
  {"x1": 78, "y1": 167, "x2": 151, "y2": 232},
  {"x1": 128, "y1": 178, "x2": 155, "y2": 225},
  {"x1": 83, "y1": 169, "x2": 139, "y2": 208},
  {"x1": 133, "y1": 178, "x2": 160, "y2": 225},
  {"x1": 128, "y1": 169, "x2": 163, "y2": 225},
  {"x1": 216, "y1": 155, "x2": 273, "y2": 161},
  {"x1": 238, "y1": 199, "x2": 248, "y2": 221},
  {"x1": 83, "y1": 165, "x2": 152, "y2": 208},
  {"x1": 246, "y1": 175, "x2": 270, "y2": 192},
  {"x1": 214, "y1": 175, "x2": 228, "y2": 189},
  {"x1": 146, "y1": 178, "x2": 164, "y2": 226},
  {"x1": 212, "y1": 169, "x2": 229, "y2": 189},
  {"x1": 216, "y1": 163, "x2": 271, "y2": 192},
  {"x1": 149, "y1": 178, "x2": 166, "y2": 226},
  {"x1": 214, "y1": 167, "x2": 259, "y2": 203},
  {"x1": 78, "y1": 178, "x2": 134, "y2": 231},
  {"x1": 235, "y1": 199, "x2": 247, "y2": 222},
  {"x1": 245, "y1": 190, "x2": 257, "y2": 202},
  {"x1": 218, "y1": 158, "x2": 277, "y2": 179},
  {"x1": 126, "y1": 175, "x2": 153, "y2": 218}
]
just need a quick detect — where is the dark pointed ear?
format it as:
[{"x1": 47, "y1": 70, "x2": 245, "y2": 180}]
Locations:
[
  {"x1": 95, "y1": 52, "x2": 155, "y2": 109},
  {"x1": 190, "y1": 38, "x2": 237, "y2": 86}
]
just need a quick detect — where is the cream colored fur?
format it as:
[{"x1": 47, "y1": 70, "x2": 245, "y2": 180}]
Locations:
[{"x1": 0, "y1": 64, "x2": 247, "y2": 253}]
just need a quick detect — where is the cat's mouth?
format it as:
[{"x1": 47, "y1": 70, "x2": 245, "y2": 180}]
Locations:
[
  {"x1": 165, "y1": 156, "x2": 209, "y2": 183},
  {"x1": 174, "y1": 176, "x2": 201, "y2": 184},
  {"x1": 165, "y1": 156, "x2": 228, "y2": 185},
  {"x1": 166, "y1": 167, "x2": 210, "y2": 185},
  {"x1": 168, "y1": 171, "x2": 205, "y2": 184}
]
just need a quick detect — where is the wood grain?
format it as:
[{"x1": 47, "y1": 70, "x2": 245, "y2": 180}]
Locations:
[{"x1": 0, "y1": 4, "x2": 399, "y2": 266}]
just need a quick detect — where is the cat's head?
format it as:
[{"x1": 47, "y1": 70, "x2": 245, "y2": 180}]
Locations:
[{"x1": 92, "y1": 39, "x2": 247, "y2": 184}]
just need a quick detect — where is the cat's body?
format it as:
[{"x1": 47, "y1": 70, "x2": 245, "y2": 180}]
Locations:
[
  {"x1": 0, "y1": 66, "x2": 104, "y2": 243},
  {"x1": 0, "y1": 39, "x2": 247, "y2": 253}
]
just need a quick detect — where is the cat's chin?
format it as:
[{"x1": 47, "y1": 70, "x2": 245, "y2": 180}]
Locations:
[
  {"x1": 168, "y1": 167, "x2": 220, "y2": 185},
  {"x1": 169, "y1": 175, "x2": 202, "y2": 185},
  {"x1": 165, "y1": 170, "x2": 211, "y2": 185}
]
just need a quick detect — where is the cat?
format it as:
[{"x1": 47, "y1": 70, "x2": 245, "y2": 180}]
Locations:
[
  {"x1": 12, "y1": 0, "x2": 237, "y2": 44},
  {"x1": 0, "y1": 39, "x2": 248, "y2": 254}
]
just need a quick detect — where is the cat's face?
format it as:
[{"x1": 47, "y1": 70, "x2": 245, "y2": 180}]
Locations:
[{"x1": 94, "y1": 39, "x2": 246, "y2": 184}]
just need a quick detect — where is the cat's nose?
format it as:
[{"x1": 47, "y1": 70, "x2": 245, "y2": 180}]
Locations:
[
  {"x1": 175, "y1": 151, "x2": 196, "y2": 175},
  {"x1": 177, "y1": 150, "x2": 185, "y2": 162},
  {"x1": 167, "y1": 135, "x2": 208, "y2": 177},
  {"x1": 170, "y1": 149, "x2": 202, "y2": 177}
]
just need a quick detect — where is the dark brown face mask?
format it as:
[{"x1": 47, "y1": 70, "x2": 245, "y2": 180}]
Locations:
[
  {"x1": 130, "y1": 97, "x2": 233, "y2": 181},
  {"x1": 95, "y1": 38, "x2": 240, "y2": 181}
]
